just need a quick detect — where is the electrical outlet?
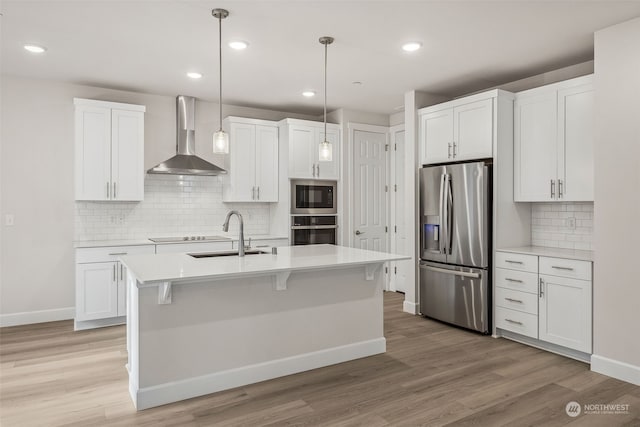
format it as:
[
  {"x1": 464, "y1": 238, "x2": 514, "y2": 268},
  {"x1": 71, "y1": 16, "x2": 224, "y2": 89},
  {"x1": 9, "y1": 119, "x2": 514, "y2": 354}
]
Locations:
[
  {"x1": 5, "y1": 214, "x2": 14, "y2": 226},
  {"x1": 566, "y1": 217, "x2": 576, "y2": 230}
]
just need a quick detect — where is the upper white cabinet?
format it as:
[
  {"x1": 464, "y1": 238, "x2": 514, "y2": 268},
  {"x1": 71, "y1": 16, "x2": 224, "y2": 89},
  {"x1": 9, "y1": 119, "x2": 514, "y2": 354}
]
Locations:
[
  {"x1": 280, "y1": 119, "x2": 340, "y2": 180},
  {"x1": 222, "y1": 117, "x2": 279, "y2": 202},
  {"x1": 74, "y1": 98, "x2": 145, "y2": 201},
  {"x1": 514, "y1": 75, "x2": 594, "y2": 202},
  {"x1": 419, "y1": 93, "x2": 501, "y2": 165}
]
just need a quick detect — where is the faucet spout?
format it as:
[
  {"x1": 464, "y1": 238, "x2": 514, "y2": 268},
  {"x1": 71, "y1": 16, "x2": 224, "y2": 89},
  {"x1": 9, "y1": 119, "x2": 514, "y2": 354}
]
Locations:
[{"x1": 222, "y1": 210, "x2": 245, "y2": 256}]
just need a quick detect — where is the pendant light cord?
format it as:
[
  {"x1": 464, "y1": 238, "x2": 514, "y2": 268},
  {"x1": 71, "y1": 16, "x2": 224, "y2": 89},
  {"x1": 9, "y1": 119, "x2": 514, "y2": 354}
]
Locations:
[
  {"x1": 323, "y1": 41, "x2": 327, "y2": 139},
  {"x1": 218, "y1": 13, "x2": 223, "y2": 131}
]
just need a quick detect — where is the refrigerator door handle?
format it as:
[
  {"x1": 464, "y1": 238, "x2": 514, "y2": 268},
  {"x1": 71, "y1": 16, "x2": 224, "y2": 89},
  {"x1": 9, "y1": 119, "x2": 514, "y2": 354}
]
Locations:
[
  {"x1": 438, "y1": 174, "x2": 446, "y2": 253},
  {"x1": 422, "y1": 264, "x2": 481, "y2": 279},
  {"x1": 444, "y1": 174, "x2": 453, "y2": 255}
]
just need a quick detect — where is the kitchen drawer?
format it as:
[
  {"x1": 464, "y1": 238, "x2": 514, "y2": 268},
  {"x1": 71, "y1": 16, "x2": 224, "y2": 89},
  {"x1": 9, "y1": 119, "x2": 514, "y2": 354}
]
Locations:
[
  {"x1": 76, "y1": 245, "x2": 155, "y2": 264},
  {"x1": 495, "y1": 287, "x2": 538, "y2": 315},
  {"x1": 495, "y1": 268, "x2": 539, "y2": 294},
  {"x1": 539, "y1": 256, "x2": 591, "y2": 281},
  {"x1": 496, "y1": 307, "x2": 538, "y2": 339},
  {"x1": 496, "y1": 251, "x2": 538, "y2": 273},
  {"x1": 155, "y1": 241, "x2": 233, "y2": 254}
]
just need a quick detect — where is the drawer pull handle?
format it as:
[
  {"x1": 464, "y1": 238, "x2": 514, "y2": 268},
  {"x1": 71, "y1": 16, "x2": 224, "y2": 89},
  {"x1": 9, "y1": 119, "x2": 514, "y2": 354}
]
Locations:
[
  {"x1": 256, "y1": 245, "x2": 269, "y2": 248},
  {"x1": 108, "y1": 252, "x2": 128, "y2": 256},
  {"x1": 552, "y1": 266, "x2": 574, "y2": 271},
  {"x1": 505, "y1": 260, "x2": 523, "y2": 264},
  {"x1": 505, "y1": 278, "x2": 523, "y2": 283},
  {"x1": 505, "y1": 319, "x2": 523, "y2": 325},
  {"x1": 505, "y1": 298, "x2": 523, "y2": 304}
]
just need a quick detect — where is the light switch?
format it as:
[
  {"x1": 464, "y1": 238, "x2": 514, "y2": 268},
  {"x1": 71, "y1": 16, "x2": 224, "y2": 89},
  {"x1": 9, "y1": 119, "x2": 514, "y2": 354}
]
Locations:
[{"x1": 5, "y1": 214, "x2": 14, "y2": 226}]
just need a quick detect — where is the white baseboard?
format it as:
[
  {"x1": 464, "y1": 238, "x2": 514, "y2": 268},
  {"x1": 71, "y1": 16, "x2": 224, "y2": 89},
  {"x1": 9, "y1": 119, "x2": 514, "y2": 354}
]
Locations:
[
  {"x1": 0, "y1": 307, "x2": 74, "y2": 327},
  {"x1": 132, "y1": 337, "x2": 386, "y2": 410},
  {"x1": 403, "y1": 300, "x2": 419, "y2": 315},
  {"x1": 74, "y1": 316, "x2": 125, "y2": 331},
  {"x1": 591, "y1": 354, "x2": 640, "y2": 386}
]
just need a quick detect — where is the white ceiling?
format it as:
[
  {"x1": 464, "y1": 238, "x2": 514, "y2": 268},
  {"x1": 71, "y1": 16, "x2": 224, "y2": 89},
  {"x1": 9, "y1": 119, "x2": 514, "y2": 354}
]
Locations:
[{"x1": 2, "y1": 1, "x2": 640, "y2": 115}]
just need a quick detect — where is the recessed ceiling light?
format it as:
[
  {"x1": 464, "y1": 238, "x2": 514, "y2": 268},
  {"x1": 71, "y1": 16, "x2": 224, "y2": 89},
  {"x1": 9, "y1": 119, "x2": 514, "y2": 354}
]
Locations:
[
  {"x1": 187, "y1": 72, "x2": 203, "y2": 79},
  {"x1": 302, "y1": 91, "x2": 316, "y2": 97},
  {"x1": 402, "y1": 42, "x2": 422, "y2": 52},
  {"x1": 24, "y1": 44, "x2": 47, "y2": 54},
  {"x1": 229, "y1": 41, "x2": 248, "y2": 50}
]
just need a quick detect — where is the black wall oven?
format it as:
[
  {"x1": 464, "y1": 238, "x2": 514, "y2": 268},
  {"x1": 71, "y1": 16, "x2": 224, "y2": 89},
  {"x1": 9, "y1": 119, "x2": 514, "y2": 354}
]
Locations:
[
  {"x1": 291, "y1": 180, "x2": 337, "y2": 214},
  {"x1": 291, "y1": 216, "x2": 337, "y2": 246}
]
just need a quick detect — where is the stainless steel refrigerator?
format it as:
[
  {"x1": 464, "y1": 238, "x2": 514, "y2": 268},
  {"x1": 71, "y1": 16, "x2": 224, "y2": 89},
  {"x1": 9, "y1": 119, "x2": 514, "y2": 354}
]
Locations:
[{"x1": 419, "y1": 161, "x2": 491, "y2": 334}]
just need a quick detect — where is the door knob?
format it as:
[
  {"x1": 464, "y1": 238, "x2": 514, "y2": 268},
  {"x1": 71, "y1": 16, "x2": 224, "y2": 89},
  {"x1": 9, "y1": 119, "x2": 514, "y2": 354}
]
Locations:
[{"x1": 355, "y1": 230, "x2": 364, "y2": 235}]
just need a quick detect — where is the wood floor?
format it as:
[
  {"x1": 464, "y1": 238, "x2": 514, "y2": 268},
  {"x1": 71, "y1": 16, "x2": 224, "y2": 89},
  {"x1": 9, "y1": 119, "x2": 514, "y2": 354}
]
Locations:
[{"x1": 1, "y1": 292, "x2": 639, "y2": 426}]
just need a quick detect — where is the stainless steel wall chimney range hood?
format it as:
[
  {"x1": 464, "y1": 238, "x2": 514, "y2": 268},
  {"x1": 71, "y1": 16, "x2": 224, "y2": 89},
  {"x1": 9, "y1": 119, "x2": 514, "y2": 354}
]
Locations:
[{"x1": 147, "y1": 96, "x2": 227, "y2": 176}]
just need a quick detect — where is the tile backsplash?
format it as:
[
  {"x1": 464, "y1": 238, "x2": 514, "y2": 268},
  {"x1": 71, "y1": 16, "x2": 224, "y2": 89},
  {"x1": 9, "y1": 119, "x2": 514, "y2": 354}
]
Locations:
[
  {"x1": 75, "y1": 175, "x2": 271, "y2": 241},
  {"x1": 531, "y1": 202, "x2": 593, "y2": 251}
]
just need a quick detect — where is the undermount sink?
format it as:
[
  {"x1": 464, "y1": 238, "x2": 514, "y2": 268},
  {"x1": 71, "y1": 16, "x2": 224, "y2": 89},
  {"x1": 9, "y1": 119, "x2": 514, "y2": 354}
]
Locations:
[{"x1": 188, "y1": 250, "x2": 265, "y2": 258}]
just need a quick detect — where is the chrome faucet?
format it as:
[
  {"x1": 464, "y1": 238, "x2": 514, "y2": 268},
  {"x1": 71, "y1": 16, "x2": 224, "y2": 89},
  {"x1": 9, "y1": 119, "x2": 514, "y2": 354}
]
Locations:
[{"x1": 222, "y1": 210, "x2": 245, "y2": 257}]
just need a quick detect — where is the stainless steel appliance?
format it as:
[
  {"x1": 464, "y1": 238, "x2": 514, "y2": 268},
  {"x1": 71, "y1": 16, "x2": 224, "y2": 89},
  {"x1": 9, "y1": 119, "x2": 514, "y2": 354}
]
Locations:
[
  {"x1": 419, "y1": 161, "x2": 491, "y2": 334},
  {"x1": 291, "y1": 216, "x2": 337, "y2": 245},
  {"x1": 291, "y1": 180, "x2": 337, "y2": 214}
]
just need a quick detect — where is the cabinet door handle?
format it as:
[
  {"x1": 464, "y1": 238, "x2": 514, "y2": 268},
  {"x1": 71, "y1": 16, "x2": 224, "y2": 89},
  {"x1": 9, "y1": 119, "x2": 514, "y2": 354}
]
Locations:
[
  {"x1": 550, "y1": 179, "x2": 555, "y2": 198},
  {"x1": 453, "y1": 142, "x2": 457, "y2": 157},
  {"x1": 113, "y1": 182, "x2": 117, "y2": 199},
  {"x1": 106, "y1": 182, "x2": 110, "y2": 199},
  {"x1": 447, "y1": 143, "x2": 452, "y2": 159},
  {"x1": 316, "y1": 164, "x2": 320, "y2": 177},
  {"x1": 505, "y1": 297, "x2": 523, "y2": 304},
  {"x1": 257, "y1": 186, "x2": 260, "y2": 200},
  {"x1": 505, "y1": 278, "x2": 523, "y2": 283},
  {"x1": 108, "y1": 252, "x2": 128, "y2": 256},
  {"x1": 505, "y1": 319, "x2": 523, "y2": 325},
  {"x1": 558, "y1": 179, "x2": 563, "y2": 198},
  {"x1": 120, "y1": 264, "x2": 124, "y2": 281},
  {"x1": 113, "y1": 264, "x2": 116, "y2": 282},
  {"x1": 552, "y1": 265, "x2": 574, "y2": 271},
  {"x1": 251, "y1": 187, "x2": 255, "y2": 200},
  {"x1": 539, "y1": 277, "x2": 544, "y2": 298},
  {"x1": 312, "y1": 164, "x2": 316, "y2": 177},
  {"x1": 505, "y1": 260, "x2": 523, "y2": 265}
]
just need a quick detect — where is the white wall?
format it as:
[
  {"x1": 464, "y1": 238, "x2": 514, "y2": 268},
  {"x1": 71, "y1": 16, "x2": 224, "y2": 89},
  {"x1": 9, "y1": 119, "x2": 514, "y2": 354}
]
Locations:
[
  {"x1": 0, "y1": 75, "x2": 316, "y2": 323},
  {"x1": 591, "y1": 17, "x2": 640, "y2": 385}
]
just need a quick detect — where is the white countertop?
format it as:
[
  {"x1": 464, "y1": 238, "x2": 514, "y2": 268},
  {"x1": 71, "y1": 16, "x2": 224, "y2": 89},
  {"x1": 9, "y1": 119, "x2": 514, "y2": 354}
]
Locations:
[
  {"x1": 498, "y1": 246, "x2": 594, "y2": 262},
  {"x1": 120, "y1": 244, "x2": 410, "y2": 285},
  {"x1": 74, "y1": 234, "x2": 289, "y2": 248}
]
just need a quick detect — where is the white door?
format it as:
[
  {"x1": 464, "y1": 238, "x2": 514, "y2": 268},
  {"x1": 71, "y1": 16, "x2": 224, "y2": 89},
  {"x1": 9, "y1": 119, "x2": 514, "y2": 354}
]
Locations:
[
  {"x1": 317, "y1": 127, "x2": 340, "y2": 179},
  {"x1": 514, "y1": 90, "x2": 558, "y2": 201},
  {"x1": 111, "y1": 109, "x2": 144, "y2": 201},
  {"x1": 539, "y1": 274, "x2": 592, "y2": 353},
  {"x1": 558, "y1": 84, "x2": 594, "y2": 201},
  {"x1": 390, "y1": 127, "x2": 409, "y2": 293},
  {"x1": 288, "y1": 125, "x2": 315, "y2": 179},
  {"x1": 74, "y1": 105, "x2": 112, "y2": 200},
  {"x1": 454, "y1": 98, "x2": 493, "y2": 160},
  {"x1": 352, "y1": 129, "x2": 387, "y2": 252},
  {"x1": 230, "y1": 122, "x2": 257, "y2": 201},
  {"x1": 420, "y1": 108, "x2": 453, "y2": 165},
  {"x1": 76, "y1": 262, "x2": 118, "y2": 321},
  {"x1": 255, "y1": 125, "x2": 279, "y2": 202}
]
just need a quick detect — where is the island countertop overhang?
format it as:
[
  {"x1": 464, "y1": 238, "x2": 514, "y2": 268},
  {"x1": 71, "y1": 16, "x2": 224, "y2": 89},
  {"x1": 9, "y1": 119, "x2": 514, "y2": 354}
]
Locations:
[{"x1": 120, "y1": 244, "x2": 411, "y2": 286}]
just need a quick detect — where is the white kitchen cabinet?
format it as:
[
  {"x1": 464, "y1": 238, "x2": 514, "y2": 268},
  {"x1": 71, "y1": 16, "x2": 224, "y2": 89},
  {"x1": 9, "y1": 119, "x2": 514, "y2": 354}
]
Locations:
[
  {"x1": 75, "y1": 244, "x2": 154, "y2": 329},
  {"x1": 280, "y1": 119, "x2": 341, "y2": 180},
  {"x1": 514, "y1": 75, "x2": 594, "y2": 202},
  {"x1": 74, "y1": 98, "x2": 145, "y2": 201},
  {"x1": 419, "y1": 94, "x2": 497, "y2": 165},
  {"x1": 539, "y1": 273, "x2": 592, "y2": 353},
  {"x1": 495, "y1": 250, "x2": 593, "y2": 356},
  {"x1": 222, "y1": 117, "x2": 279, "y2": 202}
]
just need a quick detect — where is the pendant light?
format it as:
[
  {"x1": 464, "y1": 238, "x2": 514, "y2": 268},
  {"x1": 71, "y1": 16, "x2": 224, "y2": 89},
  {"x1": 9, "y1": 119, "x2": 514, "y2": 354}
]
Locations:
[
  {"x1": 212, "y1": 8, "x2": 229, "y2": 154},
  {"x1": 318, "y1": 36, "x2": 334, "y2": 162}
]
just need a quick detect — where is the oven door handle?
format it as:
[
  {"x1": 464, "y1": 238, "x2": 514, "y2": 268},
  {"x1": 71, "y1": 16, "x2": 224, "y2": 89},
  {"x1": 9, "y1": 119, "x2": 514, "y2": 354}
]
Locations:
[{"x1": 291, "y1": 225, "x2": 339, "y2": 230}]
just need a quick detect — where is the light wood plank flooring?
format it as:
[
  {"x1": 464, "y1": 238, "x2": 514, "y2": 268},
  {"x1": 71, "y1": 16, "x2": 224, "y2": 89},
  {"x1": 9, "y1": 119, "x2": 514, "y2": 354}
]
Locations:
[{"x1": 1, "y1": 292, "x2": 639, "y2": 426}]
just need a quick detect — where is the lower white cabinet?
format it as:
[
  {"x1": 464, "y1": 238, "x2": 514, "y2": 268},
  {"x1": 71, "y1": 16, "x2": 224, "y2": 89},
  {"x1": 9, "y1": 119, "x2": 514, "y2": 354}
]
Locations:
[
  {"x1": 75, "y1": 244, "x2": 155, "y2": 328},
  {"x1": 495, "y1": 251, "x2": 593, "y2": 354}
]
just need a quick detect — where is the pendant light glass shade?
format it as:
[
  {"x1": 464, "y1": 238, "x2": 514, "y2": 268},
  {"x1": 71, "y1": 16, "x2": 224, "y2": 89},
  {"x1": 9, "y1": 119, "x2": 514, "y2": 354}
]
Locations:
[
  {"x1": 318, "y1": 36, "x2": 334, "y2": 162},
  {"x1": 212, "y1": 8, "x2": 229, "y2": 154},
  {"x1": 213, "y1": 129, "x2": 229, "y2": 153}
]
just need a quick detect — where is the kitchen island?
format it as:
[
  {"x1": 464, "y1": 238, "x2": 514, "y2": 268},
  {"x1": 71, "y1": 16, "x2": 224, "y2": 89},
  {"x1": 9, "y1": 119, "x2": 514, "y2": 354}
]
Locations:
[{"x1": 120, "y1": 244, "x2": 409, "y2": 410}]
